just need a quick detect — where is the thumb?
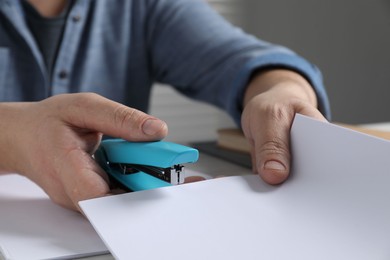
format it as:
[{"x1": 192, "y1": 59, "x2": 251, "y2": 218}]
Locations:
[
  {"x1": 51, "y1": 93, "x2": 168, "y2": 141},
  {"x1": 254, "y1": 122, "x2": 291, "y2": 185},
  {"x1": 252, "y1": 109, "x2": 326, "y2": 185},
  {"x1": 255, "y1": 136, "x2": 290, "y2": 187}
]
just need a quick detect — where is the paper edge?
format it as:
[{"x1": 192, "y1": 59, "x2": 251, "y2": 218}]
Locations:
[
  {"x1": 295, "y1": 114, "x2": 390, "y2": 144},
  {"x1": 78, "y1": 207, "x2": 118, "y2": 260}
]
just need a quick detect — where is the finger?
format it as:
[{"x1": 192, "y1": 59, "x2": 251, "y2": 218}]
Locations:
[
  {"x1": 53, "y1": 93, "x2": 168, "y2": 141},
  {"x1": 59, "y1": 149, "x2": 110, "y2": 211},
  {"x1": 108, "y1": 188, "x2": 127, "y2": 195},
  {"x1": 38, "y1": 177, "x2": 75, "y2": 210},
  {"x1": 184, "y1": 176, "x2": 206, "y2": 183},
  {"x1": 71, "y1": 130, "x2": 103, "y2": 155}
]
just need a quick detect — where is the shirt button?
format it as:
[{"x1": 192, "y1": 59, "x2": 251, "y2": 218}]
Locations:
[
  {"x1": 72, "y1": 15, "x2": 81, "y2": 22},
  {"x1": 58, "y1": 70, "x2": 68, "y2": 79}
]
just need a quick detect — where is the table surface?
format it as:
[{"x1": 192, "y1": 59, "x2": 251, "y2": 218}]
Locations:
[
  {"x1": 360, "y1": 122, "x2": 390, "y2": 131},
  {"x1": 1, "y1": 122, "x2": 381, "y2": 260}
]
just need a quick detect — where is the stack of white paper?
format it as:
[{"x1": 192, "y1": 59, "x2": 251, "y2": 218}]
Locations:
[
  {"x1": 80, "y1": 115, "x2": 390, "y2": 260},
  {"x1": 0, "y1": 175, "x2": 108, "y2": 260}
]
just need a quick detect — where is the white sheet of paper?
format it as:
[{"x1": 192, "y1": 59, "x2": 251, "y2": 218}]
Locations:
[
  {"x1": 0, "y1": 174, "x2": 108, "y2": 260},
  {"x1": 79, "y1": 114, "x2": 390, "y2": 260}
]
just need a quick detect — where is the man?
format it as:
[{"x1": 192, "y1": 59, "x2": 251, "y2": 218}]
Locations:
[{"x1": 0, "y1": 0, "x2": 330, "y2": 211}]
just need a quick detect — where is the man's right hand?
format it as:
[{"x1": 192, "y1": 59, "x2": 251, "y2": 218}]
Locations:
[{"x1": 0, "y1": 93, "x2": 168, "y2": 211}]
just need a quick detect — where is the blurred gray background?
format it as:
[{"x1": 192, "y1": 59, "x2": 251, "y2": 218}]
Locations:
[
  {"x1": 151, "y1": 0, "x2": 390, "y2": 143},
  {"x1": 241, "y1": 0, "x2": 390, "y2": 124}
]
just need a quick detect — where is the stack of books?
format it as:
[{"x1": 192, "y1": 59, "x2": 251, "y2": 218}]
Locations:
[
  {"x1": 216, "y1": 123, "x2": 390, "y2": 154},
  {"x1": 192, "y1": 122, "x2": 390, "y2": 168}
]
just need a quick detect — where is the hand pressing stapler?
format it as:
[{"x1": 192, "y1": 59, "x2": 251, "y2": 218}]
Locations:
[{"x1": 94, "y1": 139, "x2": 199, "y2": 192}]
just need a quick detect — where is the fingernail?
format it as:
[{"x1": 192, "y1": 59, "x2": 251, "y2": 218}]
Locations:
[
  {"x1": 142, "y1": 119, "x2": 166, "y2": 135},
  {"x1": 263, "y1": 160, "x2": 286, "y2": 171}
]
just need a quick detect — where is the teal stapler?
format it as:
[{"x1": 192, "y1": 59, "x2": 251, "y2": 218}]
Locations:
[{"x1": 94, "y1": 139, "x2": 199, "y2": 191}]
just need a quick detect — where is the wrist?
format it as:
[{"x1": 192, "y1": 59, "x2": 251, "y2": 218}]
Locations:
[
  {"x1": 243, "y1": 69, "x2": 318, "y2": 108},
  {"x1": 0, "y1": 102, "x2": 32, "y2": 174}
]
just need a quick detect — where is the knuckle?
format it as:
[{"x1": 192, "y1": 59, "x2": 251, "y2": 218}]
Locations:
[
  {"x1": 258, "y1": 138, "x2": 289, "y2": 158},
  {"x1": 56, "y1": 93, "x2": 100, "y2": 121},
  {"x1": 50, "y1": 193, "x2": 63, "y2": 205},
  {"x1": 70, "y1": 92, "x2": 100, "y2": 107},
  {"x1": 263, "y1": 102, "x2": 291, "y2": 122},
  {"x1": 69, "y1": 182, "x2": 107, "y2": 205},
  {"x1": 50, "y1": 191, "x2": 75, "y2": 210}
]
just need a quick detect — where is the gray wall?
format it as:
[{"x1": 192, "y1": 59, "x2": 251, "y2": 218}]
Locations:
[
  {"x1": 151, "y1": 0, "x2": 390, "y2": 143},
  {"x1": 241, "y1": 0, "x2": 390, "y2": 124}
]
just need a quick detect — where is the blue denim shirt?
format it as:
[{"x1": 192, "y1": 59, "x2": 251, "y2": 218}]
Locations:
[{"x1": 0, "y1": 0, "x2": 330, "y2": 125}]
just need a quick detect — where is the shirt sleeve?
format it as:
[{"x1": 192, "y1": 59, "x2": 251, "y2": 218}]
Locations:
[{"x1": 145, "y1": 0, "x2": 331, "y2": 126}]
